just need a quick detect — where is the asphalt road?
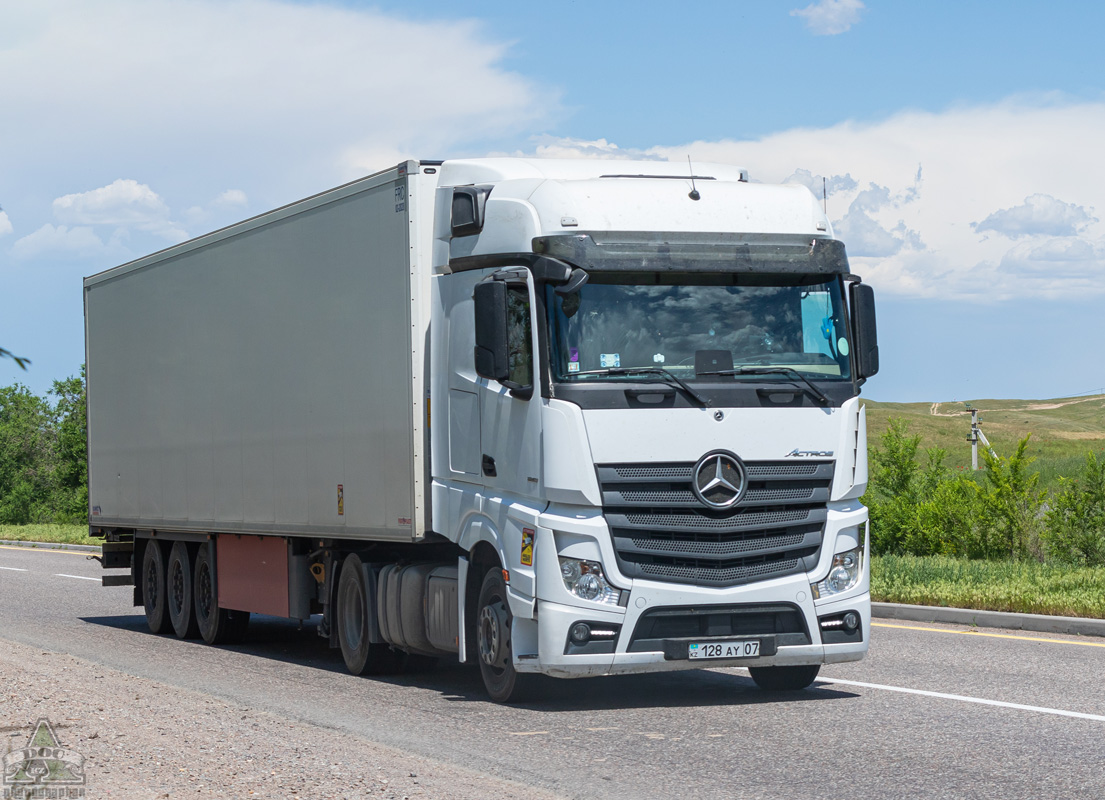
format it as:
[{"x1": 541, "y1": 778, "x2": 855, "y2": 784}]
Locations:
[{"x1": 2, "y1": 544, "x2": 1103, "y2": 800}]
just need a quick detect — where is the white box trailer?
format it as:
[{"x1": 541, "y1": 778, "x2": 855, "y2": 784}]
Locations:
[
  {"x1": 86, "y1": 164, "x2": 431, "y2": 542},
  {"x1": 87, "y1": 158, "x2": 880, "y2": 701}
]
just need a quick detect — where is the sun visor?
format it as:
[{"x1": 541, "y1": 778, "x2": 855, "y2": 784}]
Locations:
[{"x1": 532, "y1": 232, "x2": 850, "y2": 274}]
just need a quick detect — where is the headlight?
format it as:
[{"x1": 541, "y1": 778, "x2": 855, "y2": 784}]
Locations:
[
  {"x1": 559, "y1": 558, "x2": 621, "y2": 606},
  {"x1": 811, "y1": 546, "x2": 863, "y2": 599}
]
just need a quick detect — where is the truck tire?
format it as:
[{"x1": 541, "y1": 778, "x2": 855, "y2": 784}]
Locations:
[
  {"x1": 336, "y1": 553, "x2": 406, "y2": 675},
  {"x1": 748, "y1": 664, "x2": 821, "y2": 691},
  {"x1": 167, "y1": 541, "x2": 199, "y2": 639},
  {"x1": 193, "y1": 545, "x2": 250, "y2": 645},
  {"x1": 476, "y1": 568, "x2": 537, "y2": 703},
  {"x1": 141, "y1": 540, "x2": 169, "y2": 634}
]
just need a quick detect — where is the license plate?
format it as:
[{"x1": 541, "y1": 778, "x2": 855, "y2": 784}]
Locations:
[{"x1": 688, "y1": 640, "x2": 760, "y2": 660}]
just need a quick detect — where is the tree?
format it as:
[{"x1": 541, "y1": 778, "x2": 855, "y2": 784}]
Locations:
[
  {"x1": 50, "y1": 367, "x2": 88, "y2": 522},
  {"x1": 0, "y1": 384, "x2": 56, "y2": 524},
  {"x1": 0, "y1": 347, "x2": 30, "y2": 370}
]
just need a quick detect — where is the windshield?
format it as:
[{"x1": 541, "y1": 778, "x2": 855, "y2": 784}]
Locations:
[{"x1": 547, "y1": 273, "x2": 851, "y2": 382}]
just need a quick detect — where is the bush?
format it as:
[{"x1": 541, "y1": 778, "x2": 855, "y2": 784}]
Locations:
[
  {"x1": 1042, "y1": 451, "x2": 1105, "y2": 566},
  {"x1": 864, "y1": 418, "x2": 1045, "y2": 560}
]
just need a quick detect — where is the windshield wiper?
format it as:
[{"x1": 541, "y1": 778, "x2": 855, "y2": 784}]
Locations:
[
  {"x1": 697, "y1": 366, "x2": 831, "y2": 406},
  {"x1": 571, "y1": 367, "x2": 710, "y2": 407}
]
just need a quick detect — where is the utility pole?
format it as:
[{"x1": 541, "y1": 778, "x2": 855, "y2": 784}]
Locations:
[{"x1": 965, "y1": 404, "x2": 996, "y2": 469}]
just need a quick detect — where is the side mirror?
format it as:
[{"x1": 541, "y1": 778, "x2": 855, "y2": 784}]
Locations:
[
  {"x1": 452, "y1": 186, "x2": 491, "y2": 238},
  {"x1": 849, "y1": 283, "x2": 879, "y2": 380},
  {"x1": 474, "y1": 280, "x2": 509, "y2": 382}
]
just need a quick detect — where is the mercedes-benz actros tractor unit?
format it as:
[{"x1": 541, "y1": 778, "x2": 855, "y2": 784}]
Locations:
[{"x1": 86, "y1": 158, "x2": 879, "y2": 702}]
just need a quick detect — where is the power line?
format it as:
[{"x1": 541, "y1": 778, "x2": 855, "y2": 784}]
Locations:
[{"x1": 1052, "y1": 388, "x2": 1105, "y2": 400}]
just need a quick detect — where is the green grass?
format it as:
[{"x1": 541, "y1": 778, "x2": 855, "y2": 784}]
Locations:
[
  {"x1": 872, "y1": 554, "x2": 1105, "y2": 618},
  {"x1": 864, "y1": 394, "x2": 1105, "y2": 490},
  {"x1": 0, "y1": 524, "x2": 98, "y2": 547}
]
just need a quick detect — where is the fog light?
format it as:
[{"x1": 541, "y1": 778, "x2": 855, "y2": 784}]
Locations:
[
  {"x1": 570, "y1": 622, "x2": 591, "y2": 644},
  {"x1": 843, "y1": 611, "x2": 860, "y2": 632}
]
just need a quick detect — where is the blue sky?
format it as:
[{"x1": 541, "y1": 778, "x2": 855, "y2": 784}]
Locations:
[{"x1": 2, "y1": 0, "x2": 1104, "y2": 402}]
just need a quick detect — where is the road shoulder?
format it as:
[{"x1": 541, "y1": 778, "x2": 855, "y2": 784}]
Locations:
[{"x1": 0, "y1": 638, "x2": 565, "y2": 799}]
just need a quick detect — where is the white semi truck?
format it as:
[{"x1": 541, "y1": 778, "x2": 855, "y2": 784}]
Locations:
[{"x1": 86, "y1": 158, "x2": 879, "y2": 702}]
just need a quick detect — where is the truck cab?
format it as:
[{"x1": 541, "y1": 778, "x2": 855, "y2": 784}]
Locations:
[{"x1": 427, "y1": 159, "x2": 878, "y2": 699}]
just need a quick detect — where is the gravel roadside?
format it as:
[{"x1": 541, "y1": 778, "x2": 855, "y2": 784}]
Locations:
[{"x1": 0, "y1": 639, "x2": 567, "y2": 799}]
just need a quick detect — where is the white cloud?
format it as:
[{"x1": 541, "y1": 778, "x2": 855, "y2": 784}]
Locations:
[
  {"x1": 53, "y1": 179, "x2": 169, "y2": 227},
  {"x1": 633, "y1": 98, "x2": 1105, "y2": 300},
  {"x1": 51, "y1": 178, "x2": 187, "y2": 243},
  {"x1": 487, "y1": 136, "x2": 662, "y2": 161},
  {"x1": 997, "y1": 236, "x2": 1104, "y2": 291},
  {"x1": 213, "y1": 190, "x2": 248, "y2": 209},
  {"x1": 782, "y1": 168, "x2": 858, "y2": 198},
  {"x1": 0, "y1": 211, "x2": 12, "y2": 237},
  {"x1": 0, "y1": 0, "x2": 553, "y2": 208},
  {"x1": 973, "y1": 193, "x2": 1097, "y2": 238},
  {"x1": 12, "y1": 224, "x2": 107, "y2": 260},
  {"x1": 533, "y1": 137, "x2": 663, "y2": 161},
  {"x1": 832, "y1": 179, "x2": 924, "y2": 257},
  {"x1": 790, "y1": 0, "x2": 865, "y2": 35},
  {"x1": 526, "y1": 101, "x2": 1105, "y2": 301}
]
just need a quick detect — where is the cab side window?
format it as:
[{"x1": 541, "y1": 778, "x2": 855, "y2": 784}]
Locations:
[{"x1": 506, "y1": 285, "x2": 532, "y2": 388}]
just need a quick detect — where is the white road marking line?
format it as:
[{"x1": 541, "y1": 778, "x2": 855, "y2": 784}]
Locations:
[
  {"x1": 0, "y1": 566, "x2": 29, "y2": 571},
  {"x1": 817, "y1": 676, "x2": 1105, "y2": 723},
  {"x1": 54, "y1": 573, "x2": 100, "y2": 582}
]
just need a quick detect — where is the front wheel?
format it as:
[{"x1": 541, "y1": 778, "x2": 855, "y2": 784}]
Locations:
[
  {"x1": 748, "y1": 664, "x2": 821, "y2": 691},
  {"x1": 476, "y1": 569, "x2": 537, "y2": 703}
]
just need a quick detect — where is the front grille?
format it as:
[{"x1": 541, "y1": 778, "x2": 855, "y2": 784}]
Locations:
[{"x1": 598, "y1": 460, "x2": 833, "y2": 588}]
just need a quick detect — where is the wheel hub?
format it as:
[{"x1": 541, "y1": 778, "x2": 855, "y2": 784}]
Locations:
[{"x1": 478, "y1": 602, "x2": 509, "y2": 670}]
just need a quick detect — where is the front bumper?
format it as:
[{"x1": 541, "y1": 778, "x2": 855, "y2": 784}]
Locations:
[
  {"x1": 515, "y1": 502, "x2": 871, "y2": 678},
  {"x1": 518, "y1": 587, "x2": 870, "y2": 678}
]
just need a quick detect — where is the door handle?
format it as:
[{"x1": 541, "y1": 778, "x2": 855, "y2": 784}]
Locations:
[{"x1": 482, "y1": 454, "x2": 497, "y2": 477}]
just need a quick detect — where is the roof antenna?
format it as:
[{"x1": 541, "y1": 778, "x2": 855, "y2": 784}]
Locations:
[
  {"x1": 687, "y1": 156, "x2": 700, "y2": 201},
  {"x1": 822, "y1": 176, "x2": 827, "y2": 214}
]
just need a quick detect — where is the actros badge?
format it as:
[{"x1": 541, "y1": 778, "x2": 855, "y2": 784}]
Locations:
[
  {"x1": 691, "y1": 450, "x2": 748, "y2": 509},
  {"x1": 784, "y1": 448, "x2": 834, "y2": 458}
]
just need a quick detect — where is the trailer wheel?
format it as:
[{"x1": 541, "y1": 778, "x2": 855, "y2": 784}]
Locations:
[
  {"x1": 141, "y1": 540, "x2": 169, "y2": 634},
  {"x1": 336, "y1": 554, "x2": 406, "y2": 675},
  {"x1": 193, "y1": 545, "x2": 250, "y2": 645},
  {"x1": 748, "y1": 664, "x2": 821, "y2": 691},
  {"x1": 167, "y1": 542, "x2": 199, "y2": 639},
  {"x1": 476, "y1": 568, "x2": 536, "y2": 703}
]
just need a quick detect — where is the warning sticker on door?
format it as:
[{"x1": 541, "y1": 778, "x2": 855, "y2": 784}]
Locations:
[{"x1": 521, "y1": 527, "x2": 535, "y2": 567}]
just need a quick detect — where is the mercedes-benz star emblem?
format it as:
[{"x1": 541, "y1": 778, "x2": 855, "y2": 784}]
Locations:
[{"x1": 691, "y1": 450, "x2": 748, "y2": 509}]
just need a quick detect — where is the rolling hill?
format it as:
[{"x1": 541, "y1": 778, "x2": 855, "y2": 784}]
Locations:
[{"x1": 862, "y1": 394, "x2": 1105, "y2": 488}]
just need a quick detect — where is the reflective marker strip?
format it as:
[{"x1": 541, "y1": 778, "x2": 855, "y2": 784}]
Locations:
[
  {"x1": 873, "y1": 621, "x2": 1105, "y2": 649},
  {"x1": 54, "y1": 574, "x2": 100, "y2": 582},
  {"x1": 816, "y1": 677, "x2": 1105, "y2": 723}
]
